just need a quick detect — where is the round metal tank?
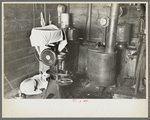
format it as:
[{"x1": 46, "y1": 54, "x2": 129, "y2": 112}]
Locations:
[
  {"x1": 116, "y1": 23, "x2": 131, "y2": 43},
  {"x1": 87, "y1": 49, "x2": 116, "y2": 87}
]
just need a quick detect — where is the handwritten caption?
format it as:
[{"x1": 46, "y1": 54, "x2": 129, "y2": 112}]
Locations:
[{"x1": 72, "y1": 99, "x2": 88, "y2": 102}]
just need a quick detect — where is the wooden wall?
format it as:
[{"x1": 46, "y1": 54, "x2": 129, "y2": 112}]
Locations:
[
  {"x1": 69, "y1": 3, "x2": 141, "y2": 42},
  {"x1": 4, "y1": 4, "x2": 39, "y2": 94},
  {"x1": 3, "y1": 3, "x2": 68, "y2": 94}
]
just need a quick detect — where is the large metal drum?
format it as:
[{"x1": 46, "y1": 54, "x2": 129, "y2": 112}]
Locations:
[
  {"x1": 78, "y1": 43, "x2": 104, "y2": 73},
  {"x1": 87, "y1": 49, "x2": 117, "y2": 87}
]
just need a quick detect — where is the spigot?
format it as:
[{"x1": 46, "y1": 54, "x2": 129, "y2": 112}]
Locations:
[{"x1": 95, "y1": 42, "x2": 100, "y2": 48}]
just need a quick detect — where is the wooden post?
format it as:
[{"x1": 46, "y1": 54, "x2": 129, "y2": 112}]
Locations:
[
  {"x1": 44, "y1": 4, "x2": 47, "y2": 25},
  {"x1": 134, "y1": 41, "x2": 146, "y2": 94}
]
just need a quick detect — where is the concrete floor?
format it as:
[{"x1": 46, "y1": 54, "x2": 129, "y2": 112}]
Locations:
[{"x1": 4, "y1": 72, "x2": 146, "y2": 99}]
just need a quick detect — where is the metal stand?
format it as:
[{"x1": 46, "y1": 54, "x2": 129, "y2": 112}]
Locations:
[{"x1": 43, "y1": 52, "x2": 73, "y2": 99}]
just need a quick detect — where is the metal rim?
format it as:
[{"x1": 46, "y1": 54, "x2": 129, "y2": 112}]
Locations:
[{"x1": 56, "y1": 78, "x2": 73, "y2": 86}]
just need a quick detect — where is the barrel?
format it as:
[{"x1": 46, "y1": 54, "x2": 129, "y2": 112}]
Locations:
[
  {"x1": 116, "y1": 23, "x2": 131, "y2": 43},
  {"x1": 78, "y1": 45, "x2": 104, "y2": 72},
  {"x1": 87, "y1": 50, "x2": 117, "y2": 87}
]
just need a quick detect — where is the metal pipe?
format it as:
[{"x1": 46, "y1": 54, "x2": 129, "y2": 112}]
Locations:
[
  {"x1": 86, "y1": 3, "x2": 92, "y2": 41},
  {"x1": 105, "y1": 3, "x2": 120, "y2": 53},
  {"x1": 62, "y1": 61, "x2": 65, "y2": 70}
]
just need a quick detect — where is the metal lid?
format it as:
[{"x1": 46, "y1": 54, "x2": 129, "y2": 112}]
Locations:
[{"x1": 88, "y1": 46, "x2": 105, "y2": 53}]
